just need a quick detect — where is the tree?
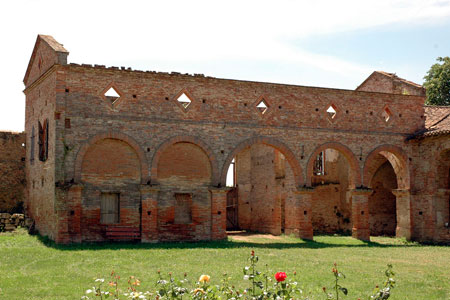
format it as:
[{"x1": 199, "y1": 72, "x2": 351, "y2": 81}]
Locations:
[{"x1": 424, "y1": 56, "x2": 450, "y2": 106}]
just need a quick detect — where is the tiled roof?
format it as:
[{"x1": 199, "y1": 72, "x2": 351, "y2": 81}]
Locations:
[
  {"x1": 408, "y1": 106, "x2": 450, "y2": 140},
  {"x1": 422, "y1": 106, "x2": 450, "y2": 137}
]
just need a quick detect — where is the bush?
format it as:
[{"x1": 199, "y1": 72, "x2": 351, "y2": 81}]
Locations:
[{"x1": 81, "y1": 251, "x2": 395, "y2": 300}]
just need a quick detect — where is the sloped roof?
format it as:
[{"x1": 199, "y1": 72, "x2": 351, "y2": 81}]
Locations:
[
  {"x1": 374, "y1": 71, "x2": 423, "y2": 88},
  {"x1": 423, "y1": 106, "x2": 450, "y2": 137},
  {"x1": 356, "y1": 71, "x2": 424, "y2": 92},
  {"x1": 23, "y1": 35, "x2": 68, "y2": 84}
]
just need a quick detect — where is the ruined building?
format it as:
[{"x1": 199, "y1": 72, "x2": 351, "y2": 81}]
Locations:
[{"x1": 23, "y1": 35, "x2": 450, "y2": 244}]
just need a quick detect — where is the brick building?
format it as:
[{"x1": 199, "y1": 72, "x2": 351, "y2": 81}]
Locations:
[{"x1": 23, "y1": 35, "x2": 450, "y2": 244}]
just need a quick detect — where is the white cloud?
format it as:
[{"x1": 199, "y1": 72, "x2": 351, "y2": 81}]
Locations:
[{"x1": 1, "y1": 0, "x2": 450, "y2": 130}]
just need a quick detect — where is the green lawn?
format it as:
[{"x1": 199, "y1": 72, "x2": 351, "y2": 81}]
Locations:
[{"x1": 0, "y1": 230, "x2": 449, "y2": 299}]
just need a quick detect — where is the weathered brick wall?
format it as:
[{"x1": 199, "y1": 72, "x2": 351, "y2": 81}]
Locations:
[
  {"x1": 369, "y1": 161, "x2": 397, "y2": 236},
  {"x1": 24, "y1": 69, "x2": 58, "y2": 240},
  {"x1": 25, "y1": 35, "x2": 450, "y2": 244},
  {"x1": 357, "y1": 72, "x2": 425, "y2": 96},
  {"x1": 0, "y1": 132, "x2": 25, "y2": 213},
  {"x1": 156, "y1": 142, "x2": 212, "y2": 241},
  {"x1": 410, "y1": 135, "x2": 450, "y2": 242},
  {"x1": 80, "y1": 138, "x2": 141, "y2": 241},
  {"x1": 311, "y1": 151, "x2": 351, "y2": 234}
]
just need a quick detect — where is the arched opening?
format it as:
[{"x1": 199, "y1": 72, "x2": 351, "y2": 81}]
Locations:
[
  {"x1": 436, "y1": 148, "x2": 450, "y2": 232},
  {"x1": 155, "y1": 142, "x2": 212, "y2": 241},
  {"x1": 80, "y1": 138, "x2": 142, "y2": 241},
  {"x1": 368, "y1": 158, "x2": 397, "y2": 236},
  {"x1": 309, "y1": 148, "x2": 356, "y2": 235},
  {"x1": 364, "y1": 146, "x2": 410, "y2": 239},
  {"x1": 224, "y1": 143, "x2": 298, "y2": 235}
]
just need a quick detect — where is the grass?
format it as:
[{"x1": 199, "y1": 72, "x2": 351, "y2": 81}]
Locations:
[{"x1": 0, "y1": 229, "x2": 449, "y2": 299}]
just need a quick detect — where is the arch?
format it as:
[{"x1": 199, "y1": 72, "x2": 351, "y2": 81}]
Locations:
[
  {"x1": 220, "y1": 136, "x2": 304, "y2": 187},
  {"x1": 306, "y1": 142, "x2": 361, "y2": 188},
  {"x1": 74, "y1": 131, "x2": 149, "y2": 184},
  {"x1": 150, "y1": 135, "x2": 219, "y2": 185},
  {"x1": 363, "y1": 144, "x2": 410, "y2": 190}
]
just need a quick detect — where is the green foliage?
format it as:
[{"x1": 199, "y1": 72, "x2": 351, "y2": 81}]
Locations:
[
  {"x1": 424, "y1": 56, "x2": 450, "y2": 106},
  {"x1": 80, "y1": 251, "x2": 395, "y2": 300}
]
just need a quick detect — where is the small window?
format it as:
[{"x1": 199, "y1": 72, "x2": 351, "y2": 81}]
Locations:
[
  {"x1": 176, "y1": 93, "x2": 192, "y2": 109},
  {"x1": 101, "y1": 193, "x2": 120, "y2": 224},
  {"x1": 30, "y1": 126, "x2": 35, "y2": 164},
  {"x1": 226, "y1": 158, "x2": 236, "y2": 187},
  {"x1": 174, "y1": 193, "x2": 192, "y2": 224},
  {"x1": 38, "y1": 119, "x2": 49, "y2": 162},
  {"x1": 256, "y1": 100, "x2": 268, "y2": 115},
  {"x1": 314, "y1": 151, "x2": 325, "y2": 176}
]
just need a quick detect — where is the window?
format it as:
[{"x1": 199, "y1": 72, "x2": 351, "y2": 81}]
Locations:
[
  {"x1": 30, "y1": 126, "x2": 35, "y2": 164},
  {"x1": 174, "y1": 193, "x2": 192, "y2": 224},
  {"x1": 226, "y1": 158, "x2": 236, "y2": 187},
  {"x1": 38, "y1": 119, "x2": 49, "y2": 162},
  {"x1": 101, "y1": 193, "x2": 120, "y2": 224},
  {"x1": 314, "y1": 151, "x2": 325, "y2": 176}
]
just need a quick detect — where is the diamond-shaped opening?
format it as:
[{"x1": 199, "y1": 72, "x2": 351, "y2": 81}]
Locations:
[
  {"x1": 382, "y1": 107, "x2": 392, "y2": 123},
  {"x1": 104, "y1": 87, "x2": 121, "y2": 105},
  {"x1": 327, "y1": 105, "x2": 337, "y2": 119},
  {"x1": 256, "y1": 100, "x2": 268, "y2": 115},
  {"x1": 177, "y1": 93, "x2": 191, "y2": 109}
]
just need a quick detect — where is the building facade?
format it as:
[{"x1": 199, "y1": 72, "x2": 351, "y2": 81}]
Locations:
[{"x1": 23, "y1": 35, "x2": 450, "y2": 244}]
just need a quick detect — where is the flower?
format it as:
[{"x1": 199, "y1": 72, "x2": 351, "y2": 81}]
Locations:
[
  {"x1": 275, "y1": 272, "x2": 287, "y2": 282},
  {"x1": 193, "y1": 288, "x2": 205, "y2": 295},
  {"x1": 199, "y1": 274, "x2": 210, "y2": 283}
]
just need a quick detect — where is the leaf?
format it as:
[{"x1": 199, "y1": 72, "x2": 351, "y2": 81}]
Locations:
[{"x1": 339, "y1": 287, "x2": 348, "y2": 295}]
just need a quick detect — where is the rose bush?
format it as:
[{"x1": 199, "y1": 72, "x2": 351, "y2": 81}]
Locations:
[{"x1": 81, "y1": 251, "x2": 395, "y2": 300}]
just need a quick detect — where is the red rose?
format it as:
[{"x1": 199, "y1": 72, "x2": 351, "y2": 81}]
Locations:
[{"x1": 274, "y1": 272, "x2": 287, "y2": 282}]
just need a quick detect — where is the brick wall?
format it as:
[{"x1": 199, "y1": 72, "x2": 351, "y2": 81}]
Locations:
[
  {"x1": 23, "y1": 35, "x2": 450, "y2": 244},
  {"x1": 0, "y1": 132, "x2": 25, "y2": 213}
]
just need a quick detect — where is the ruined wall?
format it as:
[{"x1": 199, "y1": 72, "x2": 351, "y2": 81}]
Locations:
[
  {"x1": 410, "y1": 135, "x2": 450, "y2": 242},
  {"x1": 0, "y1": 132, "x2": 25, "y2": 213},
  {"x1": 357, "y1": 72, "x2": 425, "y2": 96},
  {"x1": 311, "y1": 150, "x2": 351, "y2": 234},
  {"x1": 156, "y1": 142, "x2": 212, "y2": 241},
  {"x1": 369, "y1": 161, "x2": 397, "y2": 236},
  {"x1": 80, "y1": 138, "x2": 141, "y2": 241},
  {"x1": 24, "y1": 35, "x2": 440, "y2": 243},
  {"x1": 24, "y1": 71, "x2": 57, "y2": 240},
  {"x1": 236, "y1": 145, "x2": 296, "y2": 235}
]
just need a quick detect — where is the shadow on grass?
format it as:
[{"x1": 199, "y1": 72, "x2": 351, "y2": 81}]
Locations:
[{"x1": 35, "y1": 233, "x2": 428, "y2": 251}]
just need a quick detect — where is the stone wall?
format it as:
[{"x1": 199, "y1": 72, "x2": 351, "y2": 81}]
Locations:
[{"x1": 0, "y1": 132, "x2": 25, "y2": 213}]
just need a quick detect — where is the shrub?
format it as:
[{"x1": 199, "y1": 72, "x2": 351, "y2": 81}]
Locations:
[{"x1": 81, "y1": 251, "x2": 395, "y2": 300}]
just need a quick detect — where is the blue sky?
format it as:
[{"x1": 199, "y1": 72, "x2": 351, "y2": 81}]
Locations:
[{"x1": 1, "y1": 0, "x2": 450, "y2": 131}]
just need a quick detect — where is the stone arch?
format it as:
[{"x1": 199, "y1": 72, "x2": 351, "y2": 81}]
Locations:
[
  {"x1": 150, "y1": 135, "x2": 219, "y2": 185},
  {"x1": 74, "y1": 131, "x2": 148, "y2": 184},
  {"x1": 306, "y1": 142, "x2": 361, "y2": 188},
  {"x1": 220, "y1": 136, "x2": 304, "y2": 187},
  {"x1": 363, "y1": 144, "x2": 410, "y2": 190}
]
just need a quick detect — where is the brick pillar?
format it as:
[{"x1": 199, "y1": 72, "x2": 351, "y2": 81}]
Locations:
[
  {"x1": 392, "y1": 189, "x2": 412, "y2": 240},
  {"x1": 67, "y1": 184, "x2": 83, "y2": 243},
  {"x1": 351, "y1": 188, "x2": 372, "y2": 241},
  {"x1": 435, "y1": 189, "x2": 450, "y2": 241},
  {"x1": 210, "y1": 187, "x2": 228, "y2": 240},
  {"x1": 140, "y1": 185, "x2": 159, "y2": 243},
  {"x1": 290, "y1": 188, "x2": 314, "y2": 240}
]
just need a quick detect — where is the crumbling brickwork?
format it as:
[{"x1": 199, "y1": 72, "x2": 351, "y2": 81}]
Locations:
[
  {"x1": 0, "y1": 132, "x2": 25, "y2": 213},
  {"x1": 22, "y1": 35, "x2": 450, "y2": 244}
]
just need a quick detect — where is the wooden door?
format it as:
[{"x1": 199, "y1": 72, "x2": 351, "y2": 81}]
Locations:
[
  {"x1": 101, "y1": 193, "x2": 120, "y2": 224},
  {"x1": 226, "y1": 188, "x2": 239, "y2": 230}
]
